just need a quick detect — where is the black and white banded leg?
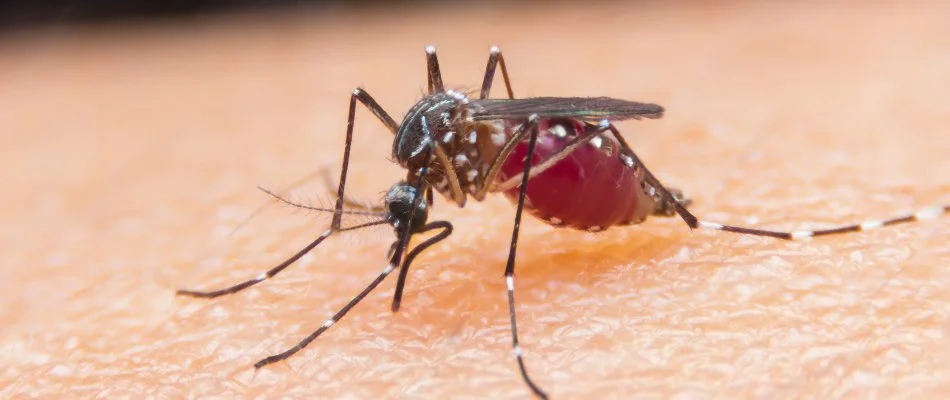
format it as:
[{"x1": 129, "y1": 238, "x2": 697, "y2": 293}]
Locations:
[
  {"x1": 604, "y1": 122, "x2": 949, "y2": 240},
  {"x1": 254, "y1": 149, "x2": 447, "y2": 368},
  {"x1": 425, "y1": 45, "x2": 444, "y2": 94},
  {"x1": 177, "y1": 89, "x2": 398, "y2": 299},
  {"x1": 480, "y1": 45, "x2": 515, "y2": 100},
  {"x1": 503, "y1": 114, "x2": 549, "y2": 399}
]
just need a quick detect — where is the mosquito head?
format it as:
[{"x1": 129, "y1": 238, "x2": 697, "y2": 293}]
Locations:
[{"x1": 384, "y1": 181, "x2": 429, "y2": 234}]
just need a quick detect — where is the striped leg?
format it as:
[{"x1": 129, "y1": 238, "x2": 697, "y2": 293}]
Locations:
[
  {"x1": 694, "y1": 206, "x2": 948, "y2": 239},
  {"x1": 256, "y1": 149, "x2": 437, "y2": 368},
  {"x1": 503, "y1": 115, "x2": 549, "y2": 399},
  {"x1": 605, "y1": 122, "x2": 948, "y2": 239},
  {"x1": 176, "y1": 88, "x2": 397, "y2": 297},
  {"x1": 479, "y1": 45, "x2": 515, "y2": 100},
  {"x1": 425, "y1": 45, "x2": 444, "y2": 94},
  {"x1": 254, "y1": 259, "x2": 399, "y2": 368},
  {"x1": 489, "y1": 120, "x2": 613, "y2": 194}
]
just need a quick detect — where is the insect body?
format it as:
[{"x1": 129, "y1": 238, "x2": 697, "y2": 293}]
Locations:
[
  {"x1": 495, "y1": 117, "x2": 688, "y2": 230},
  {"x1": 177, "y1": 46, "x2": 949, "y2": 399}
]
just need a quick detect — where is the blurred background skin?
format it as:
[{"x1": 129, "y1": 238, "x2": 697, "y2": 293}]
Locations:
[{"x1": 2, "y1": 1, "x2": 950, "y2": 398}]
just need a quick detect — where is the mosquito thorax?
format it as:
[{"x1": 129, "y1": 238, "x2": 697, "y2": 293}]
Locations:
[
  {"x1": 393, "y1": 89, "x2": 508, "y2": 207},
  {"x1": 384, "y1": 181, "x2": 429, "y2": 233},
  {"x1": 393, "y1": 91, "x2": 464, "y2": 170}
]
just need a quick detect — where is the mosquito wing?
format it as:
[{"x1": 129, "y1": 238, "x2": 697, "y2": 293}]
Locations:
[{"x1": 469, "y1": 97, "x2": 664, "y2": 122}]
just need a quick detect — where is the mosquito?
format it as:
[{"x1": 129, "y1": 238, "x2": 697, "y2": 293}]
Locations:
[{"x1": 177, "y1": 45, "x2": 948, "y2": 399}]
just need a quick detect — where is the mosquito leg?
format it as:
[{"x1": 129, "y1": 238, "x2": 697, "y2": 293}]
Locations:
[
  {"x1": 487, "y1": 120, "x2": 612, "y2": 194},
  {"x1": 480, "y1": 46, "x2": 515, "y2": 100},
  {"x1": 254, "y1": 256, "x2": 399, "y2": 368},
  {"x1": 425, "y1": 45, "x2": 445, "y2": 94},
  {"x1": 474, "y1": 116, "x2": 601, "y2": 200},
  {"x1": 351, "y1": 88, "x2": 400, "y2": 134},
  {"x1": 606, "y1": 122, "x2": 949, "y2": 239},
  {"x1": 391, "y1": 220, "x2": 453, "y2": 312},
  {"x1": 177, "y1": 88, "x2": 397, "y2": 297},
  {"x1": 177, "y1": 230, "x2": 334, "y2": 298},
  {"x1": 233, "y1": 85, "x2": 399, "y2": 232},
  {"x1": 651, "y1": 187, "x2": 691, "y2": 217},
  {"x1": 319, "y1": 166, "x2": 386, "y2": 213},
  {"x1": 257, "y1": 149, "x2": 435, "y2": 369},
  {"x1": 499, "y1": 115, "x2": 549, "y2": 399}
]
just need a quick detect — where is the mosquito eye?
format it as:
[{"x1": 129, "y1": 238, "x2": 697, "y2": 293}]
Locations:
[{"x1": 385, "y1": 182, "x2": 429, "y2": 233}]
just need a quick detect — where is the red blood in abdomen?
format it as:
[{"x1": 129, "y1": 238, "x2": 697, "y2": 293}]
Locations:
[{"x1": 496, "y1": 118, "x2": 648, "y2": 230}]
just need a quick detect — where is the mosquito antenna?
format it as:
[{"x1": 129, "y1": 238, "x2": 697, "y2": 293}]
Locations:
[
  {"x1": 226, "y1": 169, "x2": 327, "y2": 237},
  {"x1": 257, "y1": 186, "x2": 387, "y2": 218},
  {"x1": 319, "y1": 167, "x2": 387, "y2": 213}
]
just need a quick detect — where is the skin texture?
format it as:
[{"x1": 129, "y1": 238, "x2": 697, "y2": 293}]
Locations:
[{"x1": 2, "y1": 2, "x2": 950, "y2": 398}]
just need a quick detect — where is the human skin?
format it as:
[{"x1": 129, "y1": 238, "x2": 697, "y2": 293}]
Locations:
[{"x1": 2, "y1": 2, "x2": 950, "y2": 399}]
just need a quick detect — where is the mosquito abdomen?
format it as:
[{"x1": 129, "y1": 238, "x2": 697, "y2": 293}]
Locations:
[{"x1": 497, "y1": 118, "x2": 658, "y2": 231}]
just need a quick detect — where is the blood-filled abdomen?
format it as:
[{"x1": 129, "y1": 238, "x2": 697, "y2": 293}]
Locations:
[{"x1": 496, "y1": 118, "x2": 656, "y2": 231}]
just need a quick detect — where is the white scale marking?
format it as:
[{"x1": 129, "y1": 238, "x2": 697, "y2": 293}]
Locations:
[
  {"x1": 322, "y1": 319, "x2": 335, "y2": 328},
  {"x1": 791, "y1": 231, "x2": 814, "y2": 240},
  {"x1": 860, "y1": 220, "x2": 884, "y2": 230},
  {"x1": 468, "y1": 131, "x2": 477, "y2": 144},
  {"x1": 550, "y1": 124, "x2": 568, "y2": 138},
  {"x1": 589, "y1": 136, "x2": 603, "y2": 149},
  {"x1": 620, "y1": 154, "x2": 635, "y2": 168},
  {"x1": 513, "y1": 344, "x2": 523, "y2": 357},
  {"x1": 699, "y1": 221, "x2": 724, "y2": 230},
  {"x1": 454, "y1": 154, "x2": 468, "y2": 166},
  {"x1": 506, "y1": 276, "x2": 515, "y2": 290},
  {"x1": 443, "y1": 131, "x2": 454, "y2": 143},
  {"x1": 915, "y1": 206, "x2": 943, "y2": 220},
  {"x1": 409, "y1": 117, "x2": 432, "y2": 157},
  {"x1": 255, "y1": 273, "x2": 267, "y2": 282},
  {"x1": 466, "y1": 169, "x2": 479, "y2": 181},
  {"x1": 446, "y1": 89, "x2": 469, "y2": 104}
]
